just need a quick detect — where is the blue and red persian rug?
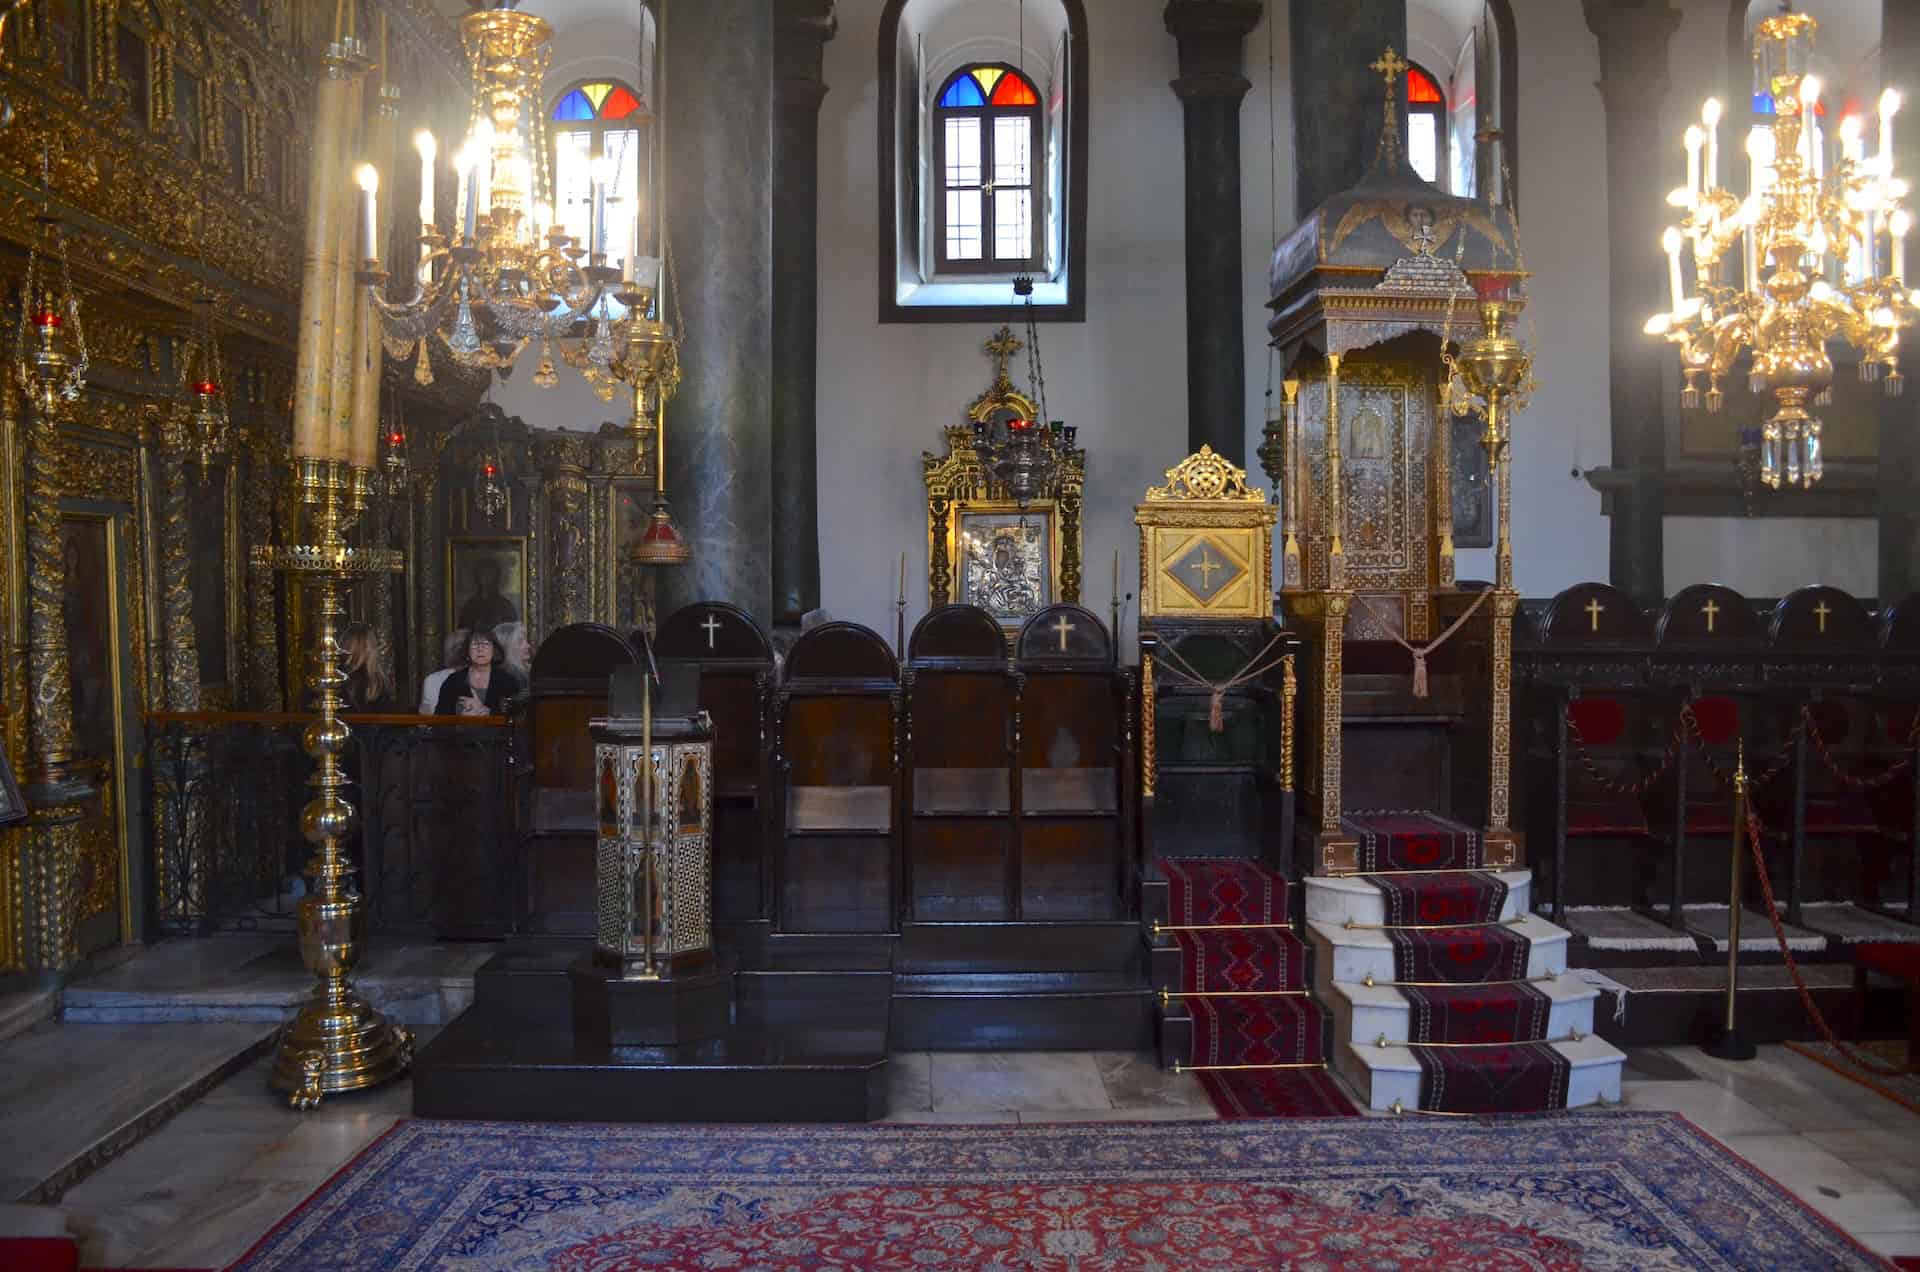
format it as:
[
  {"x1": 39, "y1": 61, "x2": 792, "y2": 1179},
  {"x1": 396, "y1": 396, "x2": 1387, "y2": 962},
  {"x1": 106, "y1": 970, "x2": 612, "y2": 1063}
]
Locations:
[{"x1": 230, "y1": 1113, "x2": 1882, "y2": 1270}]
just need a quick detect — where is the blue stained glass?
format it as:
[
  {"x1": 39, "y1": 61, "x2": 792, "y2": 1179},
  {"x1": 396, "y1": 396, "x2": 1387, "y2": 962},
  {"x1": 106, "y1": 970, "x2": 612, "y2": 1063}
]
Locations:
[
  {"x1": 553, "y1": 89, "x2": 594, "y2": 121},
  {"x1": 939, "y1": 76, "x2": 985, "y2": 108},
  {"x1": 1753, "y1": 91, "x2": 1776, "y2": 115}
]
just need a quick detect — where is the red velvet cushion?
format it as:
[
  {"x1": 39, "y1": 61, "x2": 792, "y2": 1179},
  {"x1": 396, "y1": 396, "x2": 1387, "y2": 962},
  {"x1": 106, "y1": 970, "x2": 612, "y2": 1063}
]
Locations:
[
  {"x1": 1857, "y1": 942, "x2": 1920, "y2": 982},
  {"x1": 1803, "y1": 790, "x2": 1883, "y2": 834},
  {"x1": 1690, "y1": 696, "x2": 1740, "y2": 745},
  {"x1": 1568, "y1": 698, "x2": 1626, "y2": 745},
  {"x1": 1885, "y1": 704, "x2": 1919, "y2": 747},
  {"x1": 1807, "y1": 701, "x2": 1852, "y2": 747},
  {"x1": 1567, "y1": 794, "x2": 1650, "y2": 836}
]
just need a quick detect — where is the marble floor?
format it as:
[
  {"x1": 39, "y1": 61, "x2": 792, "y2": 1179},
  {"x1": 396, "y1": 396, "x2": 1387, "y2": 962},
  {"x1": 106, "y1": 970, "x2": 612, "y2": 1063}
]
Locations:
[{"x1": 0, "y1": 1026, "x2": 1913, "y2": 1269}]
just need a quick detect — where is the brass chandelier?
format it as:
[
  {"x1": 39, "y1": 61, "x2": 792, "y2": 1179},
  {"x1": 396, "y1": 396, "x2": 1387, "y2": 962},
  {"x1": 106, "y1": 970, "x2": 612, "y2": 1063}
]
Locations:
[
  {"x1": 1645, "y1": 11, "x2": 1916, "y2": 491},
  {"x1": 364, "y1": 0, "x2": 637, "y2": 382}
]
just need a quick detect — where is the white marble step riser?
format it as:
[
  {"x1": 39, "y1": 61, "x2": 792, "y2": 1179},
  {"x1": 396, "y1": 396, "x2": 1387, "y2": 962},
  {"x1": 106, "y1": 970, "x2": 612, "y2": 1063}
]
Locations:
[
  {"x1": 1338, "y1": 993, "x2": 1596, "y2": 1048},
  {"x1": 1317, "y1": 933, "x2": 1567, "y2": 985},
  {"x1": 1337, "y1": 1048, "x2": 1625, "y2": 1112},
  {"x1": 1303, "y1": 876, "x2": 1533, "y2": 927}
]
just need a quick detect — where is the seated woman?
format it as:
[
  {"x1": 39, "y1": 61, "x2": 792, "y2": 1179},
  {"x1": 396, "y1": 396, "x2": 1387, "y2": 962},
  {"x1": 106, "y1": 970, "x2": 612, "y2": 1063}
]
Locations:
[
  {"x1": 435, "y1": 629, "x2": 524, "y2": 716},
  {"x1": 494, "y1": 621, "x2": 533, "y2": 686},
  {"x1": 343, "y1": 623, "x2": 396, "y2": 712}
]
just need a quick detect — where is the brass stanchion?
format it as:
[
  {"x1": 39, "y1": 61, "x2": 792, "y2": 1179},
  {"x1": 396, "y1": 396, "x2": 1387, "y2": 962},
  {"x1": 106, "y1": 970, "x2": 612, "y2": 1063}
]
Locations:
[
  {"x1": 1702, "y1": 739, "x2": 1757, "y2": 1061},
  {"x1": 254, "y1": 459, "x2": 411, "y2": 1107}
]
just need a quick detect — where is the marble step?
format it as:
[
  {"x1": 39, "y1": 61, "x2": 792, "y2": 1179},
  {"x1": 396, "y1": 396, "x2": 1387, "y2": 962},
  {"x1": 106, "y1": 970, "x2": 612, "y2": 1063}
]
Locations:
[
  {"x1": 1303, "y1": 870, "x2": 1533, "y2": 927},
  {"x1": 1333, "y1": 1030, "x2": 1626, "y2": 1113},
  {"x1": 1305, "y1": 913, "x2": 1571, "y2": 985},
  {"x1": 1315, "y1": 969, "x2": 1596, "y2": 1048}
]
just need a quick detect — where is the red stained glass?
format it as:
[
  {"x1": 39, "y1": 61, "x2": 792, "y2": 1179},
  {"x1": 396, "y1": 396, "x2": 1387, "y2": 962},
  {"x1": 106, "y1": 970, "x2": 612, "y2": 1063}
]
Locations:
[
  {"x1": 990, "y1": 72, "x2": 1038, "y2": 107},
  {"x1": 601, "y1": 86, "x2": 643, "y2": 120},
  {"x1": 1407, "y1": 67, "x2": 1443, "y2": 104}
]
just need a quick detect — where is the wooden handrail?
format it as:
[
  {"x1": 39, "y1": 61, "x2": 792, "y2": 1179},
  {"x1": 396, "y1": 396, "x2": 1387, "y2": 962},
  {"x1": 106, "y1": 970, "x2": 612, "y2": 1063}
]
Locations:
[{"x1": 145, "y1": 710, "x2": 507, "y2": 727}]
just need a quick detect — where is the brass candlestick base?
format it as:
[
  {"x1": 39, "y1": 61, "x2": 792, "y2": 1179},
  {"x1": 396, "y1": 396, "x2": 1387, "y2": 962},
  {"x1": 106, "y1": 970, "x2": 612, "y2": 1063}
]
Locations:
[{"x1": 253, "y1": 457, "x2": 410, "y2": 1109}]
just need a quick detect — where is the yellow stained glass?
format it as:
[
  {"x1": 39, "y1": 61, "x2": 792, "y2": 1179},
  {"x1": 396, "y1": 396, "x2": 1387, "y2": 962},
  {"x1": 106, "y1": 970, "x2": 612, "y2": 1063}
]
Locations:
[
  {"x1": 971, "y1": 67, "x2": 1004, "y2": 96},
  {"x1": 582, "y1": 82, "x2": 614, "y2": 111}
]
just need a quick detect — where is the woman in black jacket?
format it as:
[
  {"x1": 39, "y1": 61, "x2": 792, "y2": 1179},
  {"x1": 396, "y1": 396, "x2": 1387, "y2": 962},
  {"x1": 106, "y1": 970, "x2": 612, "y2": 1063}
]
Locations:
[{"x1": 434, "y1": 629, "x2": 524, "y2": 716}]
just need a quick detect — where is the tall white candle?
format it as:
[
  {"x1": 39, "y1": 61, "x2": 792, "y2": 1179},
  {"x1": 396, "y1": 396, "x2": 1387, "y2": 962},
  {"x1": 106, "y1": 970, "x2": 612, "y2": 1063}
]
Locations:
[
  {"x1": 1702, "y1": 98, "x2": 1722, "y2": 192},
  {"x1": 473, "y1": 121, "x2": 494, "y2": 225},
  {"x1": 591, "y1": 154, "x2": 612, "y2": 257},
  {"x1": 414, "y1": 131, "x2": 435, "y2": 284},
  {"x1": 1663, "y1": 227, "x2": 1685, "y2": 312},
  {"x1": 355, "y1": 163, "x2": 379, "y2": 263},
  {"x1": 1841, "y1": 115, "x2": 1864, "y2": 166},
  {"x1": 1684, "y1": 125, "x2": 1703, "y2": 201},
  {"x1": 1894, "y1": 209, "x2": 1912, "y2": 283},
  {"x1": 1800, "y1": 77, "x2": 1822, "y2": 170},
  {"x1": 455, "y1": 145, "x2": 471, "y2": 243},
  {"x1": 461, "y1": 144, "x2": 478, "y2": 241},
  {"x1": 1881, "y1": 89, "x2": 1902, "y2": 174}
]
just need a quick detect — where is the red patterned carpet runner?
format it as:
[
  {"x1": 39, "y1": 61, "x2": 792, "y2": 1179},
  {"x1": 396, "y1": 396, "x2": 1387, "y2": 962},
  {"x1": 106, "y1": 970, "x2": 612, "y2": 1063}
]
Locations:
[
  {"x1": 1402, "y1": 982, "x2": 1552, "y2": 1045},
  {"x1": 1162, "y1": 856, "x2": 1287, "y2": 926},
  {"x1": 1342, "y1": 810, "x2": 1484, "y2": 872},
  {"x1": 1173, "y1": 928, "x2": 1303, "y2": 993},
  {"x1": 1157, "y1": 856, "x2": 1356, "y2": 1118},
  {"x1": 1354, "y1": 833, "x2": 1575, "y2": 1113},
  {"x1": 1414, "y1": 1042, "x2": 1572, "y2": 1114}
]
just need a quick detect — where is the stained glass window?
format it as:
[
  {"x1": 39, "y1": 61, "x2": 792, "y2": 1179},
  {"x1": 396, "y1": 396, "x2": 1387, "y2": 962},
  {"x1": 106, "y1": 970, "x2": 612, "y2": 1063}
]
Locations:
[
  {"x1": 549, "y1": 78, "x2": 651, "y2": 296},
  {"x1": 1407, "y1": 61, "x2": 1446, "y2": 186},
  {"x1": 933, "y1": 64, "x2": 1042, "y2": 272}
]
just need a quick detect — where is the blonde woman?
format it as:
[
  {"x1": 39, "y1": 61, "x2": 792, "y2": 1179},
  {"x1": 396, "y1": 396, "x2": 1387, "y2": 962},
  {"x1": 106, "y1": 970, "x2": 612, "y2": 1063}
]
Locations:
[
  {"x1": 494, "y1": 621, "x2": 533, "y2": 683},
  {"x1": 343, "y1": 622, "x2": 395, "y2": 712}
]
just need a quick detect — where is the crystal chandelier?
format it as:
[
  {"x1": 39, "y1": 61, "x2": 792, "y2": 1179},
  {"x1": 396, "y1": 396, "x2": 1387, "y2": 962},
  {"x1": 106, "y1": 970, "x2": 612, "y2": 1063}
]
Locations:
[
  {"x1": 972, "y1": 275, "x2": 1076, "y2": 508},
  {"x1": 13, "y1": 157, "x2": 88, "y2": 418},
  {"x1": 364, "y1": 0, "x2": 631, "y2": 382},
  {"x1": 1645, "y1": 11, "x2": 1916, "y2": 491}
]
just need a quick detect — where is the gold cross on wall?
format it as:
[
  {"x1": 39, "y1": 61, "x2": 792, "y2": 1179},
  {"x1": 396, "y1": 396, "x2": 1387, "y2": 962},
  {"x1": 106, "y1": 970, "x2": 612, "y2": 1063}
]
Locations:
[
  {"x1": 1370, "y1": 46, "x2": 1408, "y2": 91},
  {"x1": 1191, "y1": 550, "x2": 1222, "y2": 588},
  {"x1": 1052, "y1": 613, "x2": 1075, "y2": 652},
  {"x1": 1813, "y1": 600, "x2": 1832, "y2": 633},
  {"x1": 984, "y1": 327, "x2": 1024, "y2": 383},
  {"x1": 1701, "y1": 598, "x2": 1721, "y2": 633},
  {"x1": 1585, "y1": 597, "x2": 1605, "y2": 632}
]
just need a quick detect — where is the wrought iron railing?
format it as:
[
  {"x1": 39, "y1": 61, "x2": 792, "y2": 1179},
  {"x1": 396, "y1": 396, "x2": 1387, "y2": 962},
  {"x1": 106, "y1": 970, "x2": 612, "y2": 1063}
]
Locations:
[{"x1": 145, "y1": 712, "x2": 519, "y2": 937}]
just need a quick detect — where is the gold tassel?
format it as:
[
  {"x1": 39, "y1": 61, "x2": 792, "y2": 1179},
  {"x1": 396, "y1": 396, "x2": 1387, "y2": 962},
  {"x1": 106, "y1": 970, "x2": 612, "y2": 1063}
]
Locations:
[
  {"x1": 1209, "y1": 688, "x2": 1225, "y2": 732},
  {"x1": 1411, "y1": 651, "x2": 1428, "y2": 699},
  {"x1": 413, "y1": 336, "x2": 433, "y2": 385}
]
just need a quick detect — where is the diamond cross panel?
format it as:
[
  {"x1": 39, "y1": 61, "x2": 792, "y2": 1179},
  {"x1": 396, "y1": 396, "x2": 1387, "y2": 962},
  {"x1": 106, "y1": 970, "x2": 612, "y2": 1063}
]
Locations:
[{"x1": 1168, "y1": 536, "x2": 1245, "y2": 605}]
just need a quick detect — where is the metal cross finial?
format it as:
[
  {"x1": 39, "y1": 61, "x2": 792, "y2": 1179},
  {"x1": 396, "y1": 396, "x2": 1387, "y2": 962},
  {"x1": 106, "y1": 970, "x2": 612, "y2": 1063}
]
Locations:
[
  {"x1": 1370, "y1": 46, "x2": 1408, "y2": 90},
  {"x1": 984, "y1": 326, "x2": 1024, "y2": 384}
]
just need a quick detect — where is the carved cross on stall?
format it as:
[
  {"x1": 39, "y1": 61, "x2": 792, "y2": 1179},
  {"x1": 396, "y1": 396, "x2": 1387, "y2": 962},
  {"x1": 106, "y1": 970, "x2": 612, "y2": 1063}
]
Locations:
[
  {"x1": 1813, "y1": 600, "x2": 1832, "y2": 634},
  {"x1": 701, "y1": 614, "x2": 722, "y2": 649},
  {"x1": 1585, "y1": 597, "x2": 1605, "y2": 632},
  {"x1": 1701, "y1": 598, "x2": 1721, "y2": 633},
  {"x1": 1052, "y1": 613, "x2": 1075, "y2": 652}
]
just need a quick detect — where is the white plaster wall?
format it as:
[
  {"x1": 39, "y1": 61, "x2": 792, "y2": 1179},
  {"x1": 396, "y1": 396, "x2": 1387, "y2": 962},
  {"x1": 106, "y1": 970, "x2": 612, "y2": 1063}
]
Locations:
[
  {"x1": 817, "y1": 0, "x2": 1186, "y2": 644},
  {"x1": 1666, "y1": 517, "x2": 1878, "y2": 597}
]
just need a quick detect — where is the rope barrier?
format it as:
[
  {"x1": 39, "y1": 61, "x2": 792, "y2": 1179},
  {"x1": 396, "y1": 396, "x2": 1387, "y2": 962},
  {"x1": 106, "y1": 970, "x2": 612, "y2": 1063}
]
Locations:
[
  {"x1": 1565, "y1": 711, "x2": 1683, "y2": 798},
  {"x1": 1741, "y1": 807, "x2": 1907, "y2": 1078},
  {"x1": 1152, "y1": 632, "x2": 1292, "y2": 733},
  {"x1": 1801, "y1": 704, "x2": 1920, "y2": 791},
  {"x1": 1353, "y1": 590, "x2": 1491, "y2": 699}
]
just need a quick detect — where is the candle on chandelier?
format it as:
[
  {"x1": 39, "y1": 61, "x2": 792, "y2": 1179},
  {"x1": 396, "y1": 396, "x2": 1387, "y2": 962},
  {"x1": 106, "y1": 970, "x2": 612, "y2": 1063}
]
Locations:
[
  {"x1": 591, "y1": 154, "x2": 613, "y2": 258},
  {"x1": 1840, "y1": 115, "x2": 1864, "y2": 166},
  {"x1": 355, "y1": 164, "x2": 379, "y2": 264},
  {"x1": 473, "y1": 120, "x2": 495, "y2": 226},
  {"x1": 415, "y1": 131, "x2": 435, "y2": 232},
  {"x1": 458, "y1": 143, "x2": 477, "y2": 241},
  {"x1": 1894, "y1": 209, "x2": 1911, "y2": 284},
  {"x1": 1881, "y1": 89, "x2": 1902, "y2": 173},
  {"x1": 1800, "y1": 77, "x2": 1822, "y2": 169},
  {"x1": 1684, "y1": 125, "x2": 1704, "y2": 201},
  {"x1": 1663, "y1": 227, "x2": 1685, "y2": 312},
  {"x1": 1702, "y1": 98, "x2": 1722, "y2": 192}
]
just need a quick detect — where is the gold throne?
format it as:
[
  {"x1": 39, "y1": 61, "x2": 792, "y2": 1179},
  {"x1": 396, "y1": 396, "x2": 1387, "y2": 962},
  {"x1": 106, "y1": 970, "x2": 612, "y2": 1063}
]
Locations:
[{"x1": 1265, "y1": 49, "x2": 1525, "y2": 876}]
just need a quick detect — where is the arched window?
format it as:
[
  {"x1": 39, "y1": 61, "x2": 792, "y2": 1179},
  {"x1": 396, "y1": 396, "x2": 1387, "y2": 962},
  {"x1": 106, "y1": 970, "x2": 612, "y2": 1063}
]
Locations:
[
  {"x1": 1407, "y1": 62, "x2": 1446, "y2": 187},
  {"x1": 549, "y1": 78, "x2": 650, "y2": 270},
  {"x1": 933, "y1": 63, "x2": 1042, "y2": 273}
]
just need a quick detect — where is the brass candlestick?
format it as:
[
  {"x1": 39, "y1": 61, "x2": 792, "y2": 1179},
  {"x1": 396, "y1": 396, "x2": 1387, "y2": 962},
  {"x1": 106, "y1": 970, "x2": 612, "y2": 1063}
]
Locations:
[{"x1": 253, "y1": 457, "x2": 410, "y2": 1108}]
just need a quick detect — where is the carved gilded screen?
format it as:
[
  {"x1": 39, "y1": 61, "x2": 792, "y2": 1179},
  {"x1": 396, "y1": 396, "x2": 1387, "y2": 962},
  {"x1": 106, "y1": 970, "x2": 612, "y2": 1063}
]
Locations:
[{"x1": 1295, "y1": 360, "x2": 1437, "y2": 600}]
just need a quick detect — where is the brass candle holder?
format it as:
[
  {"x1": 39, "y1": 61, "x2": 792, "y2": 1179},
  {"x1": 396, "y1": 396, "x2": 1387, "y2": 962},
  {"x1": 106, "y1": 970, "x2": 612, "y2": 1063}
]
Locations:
[{"x1": 252, "y1": 456, "x2": 410, "y2": 1108}]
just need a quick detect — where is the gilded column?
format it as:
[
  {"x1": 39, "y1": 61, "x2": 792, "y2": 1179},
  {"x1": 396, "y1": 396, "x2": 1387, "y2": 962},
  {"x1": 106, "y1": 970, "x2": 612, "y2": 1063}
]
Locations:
[
  {"x1": 0, "y1": 390, "x2": 26, "y2": 974},
  {"x1": 1165, "y1": 0, "x2": 1261, "y2": 463},
  {"x1": 245, "y1": 434, "x2": 284, "y2": 710},
  {"x1": 771, "y1": 0, "x2": 834, "y2": 629},
  {"x1": 22, "y1": 397, "x2": 94, "y2": 978},
  {"x1": 157, "y1": 447, "x2": 200, "y2": 710}
]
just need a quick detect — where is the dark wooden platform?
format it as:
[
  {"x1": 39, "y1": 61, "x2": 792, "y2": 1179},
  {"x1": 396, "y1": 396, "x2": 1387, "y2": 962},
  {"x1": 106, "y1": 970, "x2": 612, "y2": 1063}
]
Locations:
[{"x1": 413, "y1": 944, "x2": 891, "y2": 1123}]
